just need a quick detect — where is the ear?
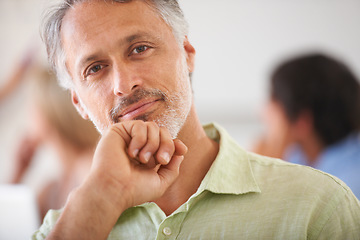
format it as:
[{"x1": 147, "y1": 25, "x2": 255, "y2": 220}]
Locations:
[
  {"x1": 183, "y1": 36, "x2": 196, "y2": 73},
  {"x1": 71, "y1": 90, "x2": 89, "y2": 120}
]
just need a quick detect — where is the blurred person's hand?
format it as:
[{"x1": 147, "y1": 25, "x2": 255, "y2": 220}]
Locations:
[
  {"x1": 10, "y1": 135, "x2": 40, "y2": 184},
  {"x1": 252, "y1": 100, "x2": 294, "y2": 159},
  {"x1": 0, "y1": 42, "x2": 38, "y2": 102}
]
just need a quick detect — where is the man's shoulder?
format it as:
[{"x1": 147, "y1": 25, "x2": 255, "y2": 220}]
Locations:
[
  {"x1": 246, "y1": 151, "x2": 354, "y2": 197},
  {"x1": 211, "y1": 122, "x2": 353, "y2": 198}
]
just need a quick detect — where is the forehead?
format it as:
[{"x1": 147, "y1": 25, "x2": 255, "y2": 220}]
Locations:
[
  {"x1": 66, "y1": 1, "x2": 154, "y2": 25},
  {"x1": 63, "y1": 0, "x2": 168, "y2": 35},
  {"x1": 61, "y1": 0, "x2": 174, "y2": 56}
]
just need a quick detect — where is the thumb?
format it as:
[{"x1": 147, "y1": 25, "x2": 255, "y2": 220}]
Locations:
[{"x1": 157, "y1": 155, "x2": 184, "y2": 188}]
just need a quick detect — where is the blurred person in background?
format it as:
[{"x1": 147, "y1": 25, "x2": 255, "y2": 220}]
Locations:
[
  {"x1": 253, "y1": 52, "x2": 360, "y2": 199},
  {"x1": 0, "y1": 47, "x2": 36, "y2": 102},
  {"x1": 9, "y1": 65, "x2": 100, "y2": 219}
]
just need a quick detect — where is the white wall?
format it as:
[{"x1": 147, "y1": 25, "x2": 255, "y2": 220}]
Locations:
[
  {"x1": 179, "y1": 0, "x2": 360, "y2": 144},
  {"x1": 0, "y1": 0, "x2": 360, "y2": 187}
]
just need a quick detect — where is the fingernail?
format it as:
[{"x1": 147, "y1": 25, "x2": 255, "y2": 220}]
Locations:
[
  {"x1": 161, "y1": 152, "x2": 170, "y2": 164},
  {"x1": 133, "y1": 149, "x2": 139, "y2": 157},
  {"x1": 144, "y1": 152, "x2": 152, "y2": 163}
]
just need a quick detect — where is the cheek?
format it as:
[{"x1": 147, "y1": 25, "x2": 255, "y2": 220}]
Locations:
[
  {"x1": 78, "y1": 85, "x2": 114, "y2": 120},
  {"x1": 263, "y1": 103, "x2": 289, "y2": 131},
  {"x1": 136, "y1": 51, "x2": 183, "y2": 88}
]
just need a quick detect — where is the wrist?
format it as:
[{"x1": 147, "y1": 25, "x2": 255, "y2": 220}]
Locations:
[
  {"x1": 47, "y1": 173, "x2": 129, "y2": 240},
  {"x1": 83, "y1": 170, "x2": 132, "y2": 214}
]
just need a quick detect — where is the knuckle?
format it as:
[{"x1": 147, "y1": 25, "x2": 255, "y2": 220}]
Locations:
[
  {"x1": 147, "y1": 121, "x2": 159, "y2": 130},
  {"x1": 160, "y1": 127, "x2": 172, "y2": 139}
]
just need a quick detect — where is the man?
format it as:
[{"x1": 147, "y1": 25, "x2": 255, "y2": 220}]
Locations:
[
  {"x1": 252, "y1": 53, "x2": 360, "y2": 199},
  {"x1": 34, "y1": 0, "x2": 360, "y2": 239}
]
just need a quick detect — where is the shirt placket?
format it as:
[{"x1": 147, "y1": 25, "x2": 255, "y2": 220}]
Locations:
[{"x1": 155, "y1": 211, "x2": 187, "y2": 240}]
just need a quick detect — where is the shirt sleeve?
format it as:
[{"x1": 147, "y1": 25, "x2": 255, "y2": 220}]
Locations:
[
  {"x1": 314, "y1": 189, "x2": 360, "y2": 240},
  {"x1": 31, "y1": 209, "x2": 62, "y2": 240}
]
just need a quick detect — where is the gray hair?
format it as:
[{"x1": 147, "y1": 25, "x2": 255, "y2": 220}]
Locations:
[{"x1": 41, "y1": 0, "x2": 189, "y2": 90}]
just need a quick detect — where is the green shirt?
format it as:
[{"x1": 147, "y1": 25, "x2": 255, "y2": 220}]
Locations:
[{"x1": 33, "y1": 123, "x2": 360, "y2": 239}]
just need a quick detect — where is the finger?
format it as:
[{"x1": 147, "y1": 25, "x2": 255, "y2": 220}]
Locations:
[
  {"x1": 138, "y1": 122, "x2": 160, "y2": 164},
  {"x1": 127, "y1": 121, "x2": 148, "y2": 159},
  {"x1": 155, "y1": 127, "x2": 176, "y2": 165},
  {"x1": 173, "y1": 139, "x2": 188, "y2": 156},
  {"x1": 91, "y1": 124, "x2": 128, "y2": 170},
  {"x1": 157, "y1": 155, "x2": 184, "y2": 188}
]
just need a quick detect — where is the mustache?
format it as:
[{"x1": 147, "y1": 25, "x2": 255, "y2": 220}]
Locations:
[{"x1": 110, "y1": 88, "x2": 166, "y2": 123}]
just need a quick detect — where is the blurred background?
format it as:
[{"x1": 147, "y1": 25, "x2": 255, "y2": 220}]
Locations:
[{"x1": 0, "y1": 0, "x2": 360, "y2": 237}]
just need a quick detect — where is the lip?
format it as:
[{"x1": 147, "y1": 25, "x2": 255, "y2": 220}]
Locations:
[{"x1": 118, "y1": 98, "x2": 161, "y2": 120}]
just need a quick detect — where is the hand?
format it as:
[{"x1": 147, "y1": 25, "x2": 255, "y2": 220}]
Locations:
[
  {"x1": 0, "y1": 43, "x2": 37, "y2": 102},
  {"x1": 90, "y1": 120, "x2": 187, "y2": 209},
  {"x1": 252, "y1": 100, "x2": 294, "y2": 159},
  {"x1": 10, "y1": 135, "x2": 39, "y2": 183},
  {"x1": 47, "y1": 120, "x2": 187, "y2": 239}
]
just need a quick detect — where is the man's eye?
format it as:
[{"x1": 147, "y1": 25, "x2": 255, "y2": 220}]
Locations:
[
  {"x1": 131, "y1": 45, "x2": 149, "y2": 55},
  {"x1": 86, "y1": 65, "x2": 104, "y2": 76}
]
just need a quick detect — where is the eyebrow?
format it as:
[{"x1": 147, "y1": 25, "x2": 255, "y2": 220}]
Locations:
[
  {"x1": 76, "y1": 31, "x2": 160, "y2": 73},
  {"x1": 124, "y1": 31, "x2": 161, "y2": 43}
]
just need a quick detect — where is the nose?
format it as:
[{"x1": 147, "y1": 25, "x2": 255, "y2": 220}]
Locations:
[{"x1": 113, "y1": 65, "x2": 142, "y2": 96}]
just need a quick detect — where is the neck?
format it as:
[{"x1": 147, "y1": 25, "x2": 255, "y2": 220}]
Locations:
[
  {"x1": 155, "y1": 105, "x2": 219, "y2": 215},
  {"x1": 299, "y1": 135, "x2": 324, "y2": 167}
]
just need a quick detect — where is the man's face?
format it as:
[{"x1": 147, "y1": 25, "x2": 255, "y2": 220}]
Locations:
[{"x1": 61, "y1": 0, "x2": 195, "y2": 137}]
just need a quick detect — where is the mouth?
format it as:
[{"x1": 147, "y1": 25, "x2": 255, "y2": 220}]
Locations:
[{"x1": 118, "y1": 98, "x2": 161, "y2": 121}]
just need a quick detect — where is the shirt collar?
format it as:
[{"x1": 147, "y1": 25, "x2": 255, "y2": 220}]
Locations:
[{"x1": 196, "y1": 123, "x2": 261, "y2": 195}]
